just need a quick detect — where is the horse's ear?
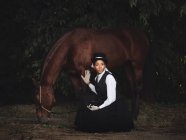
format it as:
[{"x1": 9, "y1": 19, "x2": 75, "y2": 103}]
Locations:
[
  {"x1": 32, "y1": 78, "x2": 39, "y2": 87},
  {"x1": 91, "y1": 63, "x2": 95, "y2": 68}
]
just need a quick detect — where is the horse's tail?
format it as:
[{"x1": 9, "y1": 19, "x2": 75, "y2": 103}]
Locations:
[{"x1": 40, "y1": 31, "x2": 72, "y2": 85}]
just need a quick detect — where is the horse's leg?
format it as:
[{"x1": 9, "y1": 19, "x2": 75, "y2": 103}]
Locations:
[
  {"x1": 131, "y1": 61, "x2": 144, "y2": 120},
  {"x1": 124, "y1": 61, "x2": 141, "y2": 120},
  {"x1": 69, "y1": 75, "x2": 86, "y2": 102}
]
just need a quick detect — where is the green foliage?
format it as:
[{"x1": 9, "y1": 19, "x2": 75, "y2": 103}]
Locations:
[
  {"x1": 129, "y1": 0, "x2": 176, "y2": 25},
  {"x1": 180, "y1": 3, "x2": 186, "y2": 17},
  {"x1": 153, "y1": 40, "x2": 186, "y2": 102}
]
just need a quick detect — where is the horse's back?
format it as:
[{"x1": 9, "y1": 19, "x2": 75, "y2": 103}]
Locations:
[
  {"x1": 69, "y1": 28, "x2": 149, "y2": 68},
  {"x1": 71, "y1": 27, "x2": 149, "y2": 54}
]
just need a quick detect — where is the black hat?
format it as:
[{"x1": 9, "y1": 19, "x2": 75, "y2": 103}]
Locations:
[{"x1": 91, "y1": 52, "x2": 108, "y2": 65}]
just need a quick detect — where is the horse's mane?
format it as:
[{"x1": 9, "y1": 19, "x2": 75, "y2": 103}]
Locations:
[{"x1": 41, "y1": 31, "x2": 72, "y2": 78}]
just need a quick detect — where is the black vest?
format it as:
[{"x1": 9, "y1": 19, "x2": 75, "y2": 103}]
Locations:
[{"x1": 95, "y1": 71, "x2": 111, "y2": 104}]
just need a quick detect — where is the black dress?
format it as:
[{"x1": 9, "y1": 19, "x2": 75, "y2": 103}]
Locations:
[{"x1": 75, "y1": 71, "x2": 134, "y2": 132}]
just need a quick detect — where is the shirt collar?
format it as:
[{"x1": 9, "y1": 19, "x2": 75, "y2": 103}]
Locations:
[{"x1": 97, "y1": 69, "x2": 106, "y2": 81}]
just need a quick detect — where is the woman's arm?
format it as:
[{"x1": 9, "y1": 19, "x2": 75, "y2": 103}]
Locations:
[
  {"x1": 88, "y1": 83, "x2": 97, "y2": 94},
  {"x1": 98, "y1": 75, "x2": 116, "y2": 109}
]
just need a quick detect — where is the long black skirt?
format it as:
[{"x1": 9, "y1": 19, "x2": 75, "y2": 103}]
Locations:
[{"x1": 75, "y1": 94, "x2": 134, "y2": 132}]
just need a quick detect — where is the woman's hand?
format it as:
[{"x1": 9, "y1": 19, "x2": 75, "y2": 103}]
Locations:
[
  {"x1": 87, "y1": 104, "x2": 100, "y2": 111},
  {"x1": 81, "y1": 70, "x2": 91, "y2": 84}
]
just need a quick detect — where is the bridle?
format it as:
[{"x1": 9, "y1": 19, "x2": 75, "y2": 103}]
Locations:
[
  {"x1": 37, "y1": 86, "x2": 78, "y2": 115},
  {"x1": 38, "y1": 85, "x2": 52, "y2": 113}
]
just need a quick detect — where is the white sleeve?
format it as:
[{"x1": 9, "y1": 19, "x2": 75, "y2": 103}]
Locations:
[
  {"x1": 88, "y1": 83, "x2": 97, "y2": 94},
  {"x1": 98, "y1": 75, "x2": 116, "y2": 109}
]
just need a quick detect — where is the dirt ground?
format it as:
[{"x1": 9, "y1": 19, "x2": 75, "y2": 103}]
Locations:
[{"x1": 0, "y1": 101, "x2": 186, "y2": 140}]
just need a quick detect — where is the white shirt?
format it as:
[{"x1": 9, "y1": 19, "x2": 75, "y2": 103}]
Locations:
[{"x1": 88, "y1": 69, "x2": 116, "y2": 109}]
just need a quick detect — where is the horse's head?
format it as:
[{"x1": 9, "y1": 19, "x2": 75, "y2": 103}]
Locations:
[{"x1": 33, "y1": 79, "x2": 56, "y2": 123}]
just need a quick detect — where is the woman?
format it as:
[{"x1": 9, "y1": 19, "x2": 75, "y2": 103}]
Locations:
[{"x1": 75, "y1": 53, "x2": 134, "y2": 132}]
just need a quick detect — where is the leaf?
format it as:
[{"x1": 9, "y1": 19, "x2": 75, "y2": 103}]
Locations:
[
  {"x1": 180, "y1": 4, "x2": 186, "y2": 17},
  {"x1": 129, "y1": 0, "x2": 138, "y2": 7}
]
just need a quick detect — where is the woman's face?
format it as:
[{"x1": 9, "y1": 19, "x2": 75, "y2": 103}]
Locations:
[{"x1": 94, "y1": 60, "x2": 106, "y2": 74}]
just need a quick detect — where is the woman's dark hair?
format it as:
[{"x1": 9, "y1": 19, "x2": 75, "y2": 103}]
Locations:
[{"x1": 91, "y1": 52, "x2": 108, "y2": 65}]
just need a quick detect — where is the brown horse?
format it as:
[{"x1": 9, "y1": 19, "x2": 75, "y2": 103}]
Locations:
[{"x1": 34, "y1": 27, "x2": 150, "y2": 123}]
